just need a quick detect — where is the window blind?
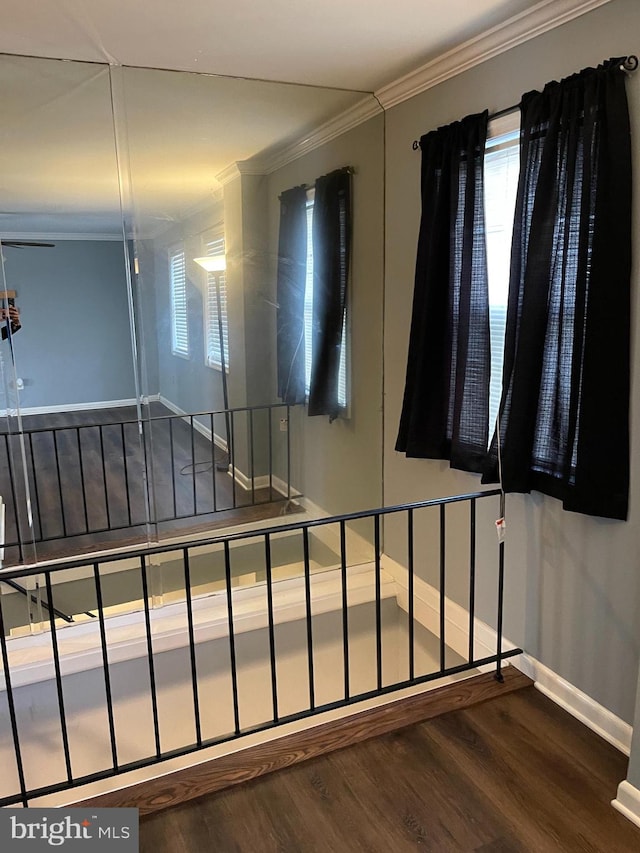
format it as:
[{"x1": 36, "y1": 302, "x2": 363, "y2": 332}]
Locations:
[
  {"x1": 170, "y1": 248, "x2": 188, "y2": 356},
  {"x1": 484, "y1": 139, "x2": 519, "y2": 437},
  {"x1": 205, "y1": 235, "x2": 229, "y2": 370}
]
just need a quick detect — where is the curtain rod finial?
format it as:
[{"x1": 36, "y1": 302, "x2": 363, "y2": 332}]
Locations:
[{"x1": 622, "y1": 55, "x2": 638, "y2": 72}]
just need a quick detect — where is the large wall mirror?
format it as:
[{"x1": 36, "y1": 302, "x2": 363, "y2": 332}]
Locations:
[{"x1": 0, "y1": 54, "x2": 384, "y2": 580}]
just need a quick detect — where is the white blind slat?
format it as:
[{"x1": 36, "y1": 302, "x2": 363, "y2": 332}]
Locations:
[
  {"x1": 204, "y1": 235, "x2": 229, "y2": 370},
  {"x1": 170, "y1": 249, "x2": 188, "y2": 356},
  {"x1": 484, "y1": 137, "x2": 520, "y2": 437}
]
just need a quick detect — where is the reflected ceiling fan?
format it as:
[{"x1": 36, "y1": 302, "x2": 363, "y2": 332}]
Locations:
[{"x1": 2, "y1": 240, "x2": 55, "y2": 248}]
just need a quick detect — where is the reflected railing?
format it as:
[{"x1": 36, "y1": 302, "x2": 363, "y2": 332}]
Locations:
[
  {"x1": 0, "y1": 402, "x2": 294, "y2": 564},
  {"x1": 0, "y1": 489, "x2": 520, "y2": 806}
]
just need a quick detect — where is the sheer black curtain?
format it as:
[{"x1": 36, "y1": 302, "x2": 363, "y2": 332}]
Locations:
[
  {"x1": 276, "y1": 186, "x2": 308, "y2": 405},
  {"x1": 308, "y1": 167, "x2": 352, "y2": 420},
  {"x1": 396, "y1": 112, "x2": 490, "y2": 472},
  {"x1": 483, "y1": 59, "x2": 632, "y2": 519}
]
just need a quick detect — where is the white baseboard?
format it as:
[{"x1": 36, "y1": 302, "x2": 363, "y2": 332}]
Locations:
[
  {"x1": 613, "y1": 780, "x2": 640, "y2": 829},
  {"x1": 1, "y1": 398, "x2": 139, "y2": 417},
  {"x1": 521, "y1": 657, "x2": 633, "y2": 756},
  {"x1": 381, "y1": 553, "x2": 633, "y2": 755},
  {"x1": 159, "y1": 395, "x2": 297, "y2": 498},
  {"x1": 158, "y1": 395, "x2": 227, "y2": 452}
]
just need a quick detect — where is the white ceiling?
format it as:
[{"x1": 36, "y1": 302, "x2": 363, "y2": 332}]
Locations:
[
  {"x1": 0, "y1": 0, "x2": 609, "y2": 237},
  {"x1": 0, "y1": 0, "x2": 553, "y2": 92},
  {"x1": 0, "y1": 56, "x2": 365, "y2": 236}
]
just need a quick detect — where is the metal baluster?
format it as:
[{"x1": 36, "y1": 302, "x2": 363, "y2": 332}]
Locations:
[
  {"x1": 76, "y1": 428, "x2": 89, "y2": 533},
  {"x1": 339, "y1": 521, "x2": 350, "y2": 700},
  {"x1": 407, "y1": 508, "x2": 415, "y2": 681},
  {"x1": 183, "y1": 548, "x2": 202, "y2": 747},
  {"x1": 302, "y1": 527, "x2": 315, "y2": 711},
  {"x1": 440, "y1": 503, "x2": 446, "y2": 672},
  {"x1": 374, "y1": 515, "x2": 382, "y2": 691},
  {"x1": 210, "y1": 413, "x2": 217, "y2": 512},
  {"x1": 52, "y1": 430, "x2": 67, "y2": 539},
  {"x1": 93, "y1": 564, "x2": 118, "y2": 772},
  {"x1": 468, "y1": 498, "x2": 477, "y2": 663},
  {"x1": 140, "y1": 556, "x2": 162, "y2": 757},
  {"x1": 224, "y1": 541, "x2": 241, "y2": 735},
  {"x1": 264, "y1": 533, "x2": 278, "y2": 722},
  {"x1": 190, "y1": 416, "x2": 197, "y2": 515},
  {"x1": 496, "y1": 494, "x2": 505, "y2": 683},
  {"x1": 27, "y1": 433, "x2": 43, "y2": 541},
  {"x1": 44, "y1": 574, "x2": 73, "y2": 783},
  {"x1": 268, "y1": 408, "x2": 273, "y2": 498},
  {"x1": 120, "y1": 423, "x2": 132, "y2": 527},
  {"x1": 98, "y1": 425, "x2": 111, "y2": 531},
  {"x1": 229, "y1": 411, "x2": 237, "y2": 509},
  {"x1": 249, "y1": 409, "x2": 255, "y2": 505},
  {"x1": 286, "y1": 404, "x2": 291, "y2": 501}
]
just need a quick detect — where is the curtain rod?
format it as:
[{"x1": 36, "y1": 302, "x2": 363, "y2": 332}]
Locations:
[{"x1": 411, "y1": 54, "x2": 638, "y2": 151}]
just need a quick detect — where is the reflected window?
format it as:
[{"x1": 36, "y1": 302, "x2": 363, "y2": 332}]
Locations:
[
  {"x1": 170, "y1": 246, "x2": 189, "y2": 357},
  {"x1": 203, "y1": 234, "x2": 229, "y2": 371},
  {"x1": 304, "y1": 192, "x2": 347, "y2": 408}
]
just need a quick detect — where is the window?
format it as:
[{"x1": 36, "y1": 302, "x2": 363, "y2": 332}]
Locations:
[
  {"x1": 170, "y1": 247, "x2": 189, "y2": 357},
  {"x1": 304, "y1": 192, "x2": 348, "y2": 409},
  {"x1": 483, "y1": 116, "x2": 520, "y2": 438},
  {"x1": 203, "y1": 234, "x2": 229, "y2": 370}
]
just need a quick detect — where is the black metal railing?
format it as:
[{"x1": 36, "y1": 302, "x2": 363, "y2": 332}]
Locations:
[
  {"x1": 0, "y1": 489, "x2": 520, "y2": 807},
  {"x1": 0, "y1": 402, "x2": 293, "y2": 560}
]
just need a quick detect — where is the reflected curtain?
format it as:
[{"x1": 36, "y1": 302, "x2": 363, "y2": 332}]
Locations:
[
  {"x1": 396, "y1": 111, "x2": 490, "y2": 472},
  {"x1": 276, "y1": 186, "x2": 308, "y2": 404},
  {"x1": 483, "y1": 59, "x2": 632, "y2": 520},
  {"x1": 308, "y1": 167, "x2": 352, "y2": 420}
]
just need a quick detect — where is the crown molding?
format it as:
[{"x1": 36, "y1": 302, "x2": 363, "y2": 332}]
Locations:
[
  {"x1": 215, "y1": 159, "x2": 268, "y2": 185},
  {"x1": 215, "y1": 162, "x2": 242, "y2": 186},
  {"x1": 375, "y1": 0, "x2": 613, "y2": 110},
  {"x1": 259, "y1": 95, "x2": 382, "y2": 174},
  {"x1": 222, "y1": 0, "x2": 607, "y2": 177}
]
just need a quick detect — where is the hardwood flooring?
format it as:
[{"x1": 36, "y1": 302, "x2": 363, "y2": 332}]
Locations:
[
  {"x1": 139, "y1": 686, "x2": 640, "y2": 852},
  {"x1": 0, "y1": 404, "x2": 298, "y2": 566}
]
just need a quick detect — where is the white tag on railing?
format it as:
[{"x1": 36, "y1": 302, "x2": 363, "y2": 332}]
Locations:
[{"x1": 495, "y1": 517, "x2": 506, "y2": 543}]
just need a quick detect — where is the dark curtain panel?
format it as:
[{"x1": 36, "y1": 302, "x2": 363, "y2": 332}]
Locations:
[
  {"x1": 395, "y1": 111, "x2": 490, "y2": 473},
  {"x1": 276, "y1": 186, "x2": 308, "y2": 404},
  {"x1": 483, "y1": 59, "x2": 632, "y2": 520},
  {"x1": 308, "y1": 167, "x2": 352, "y2": 420}
]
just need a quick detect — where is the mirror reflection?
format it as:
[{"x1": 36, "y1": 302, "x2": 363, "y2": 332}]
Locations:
[{"x1": 0, "y1": 54, "x2": 384, "y2": 578}]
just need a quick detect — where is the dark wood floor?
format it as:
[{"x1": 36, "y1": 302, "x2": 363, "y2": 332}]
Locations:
[
  {"x1": 139, "y1": 687, "x2": 640, "y2": 853},
  {"x1": 0, "y1": 404, "x2": 298, "y2": 565}
]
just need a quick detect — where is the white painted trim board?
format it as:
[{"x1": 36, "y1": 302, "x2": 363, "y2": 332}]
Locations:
[
  {"x1": 382, "y1": 553, "x2": 633, "y2": 756},
  {"x1": 613, "y1": 780, "x2": 640, "y2": 830}
]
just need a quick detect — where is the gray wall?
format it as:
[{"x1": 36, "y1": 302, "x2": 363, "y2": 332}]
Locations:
[
  {"x1": 267, "y1": 110, "x2": 385, "y2": 516},
  {"x1": 383, "y1": 0, "x2": 640, "y2": 724},
  {"x1": 3, "y1": 240, "x2": 136, "y2": 409}
]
